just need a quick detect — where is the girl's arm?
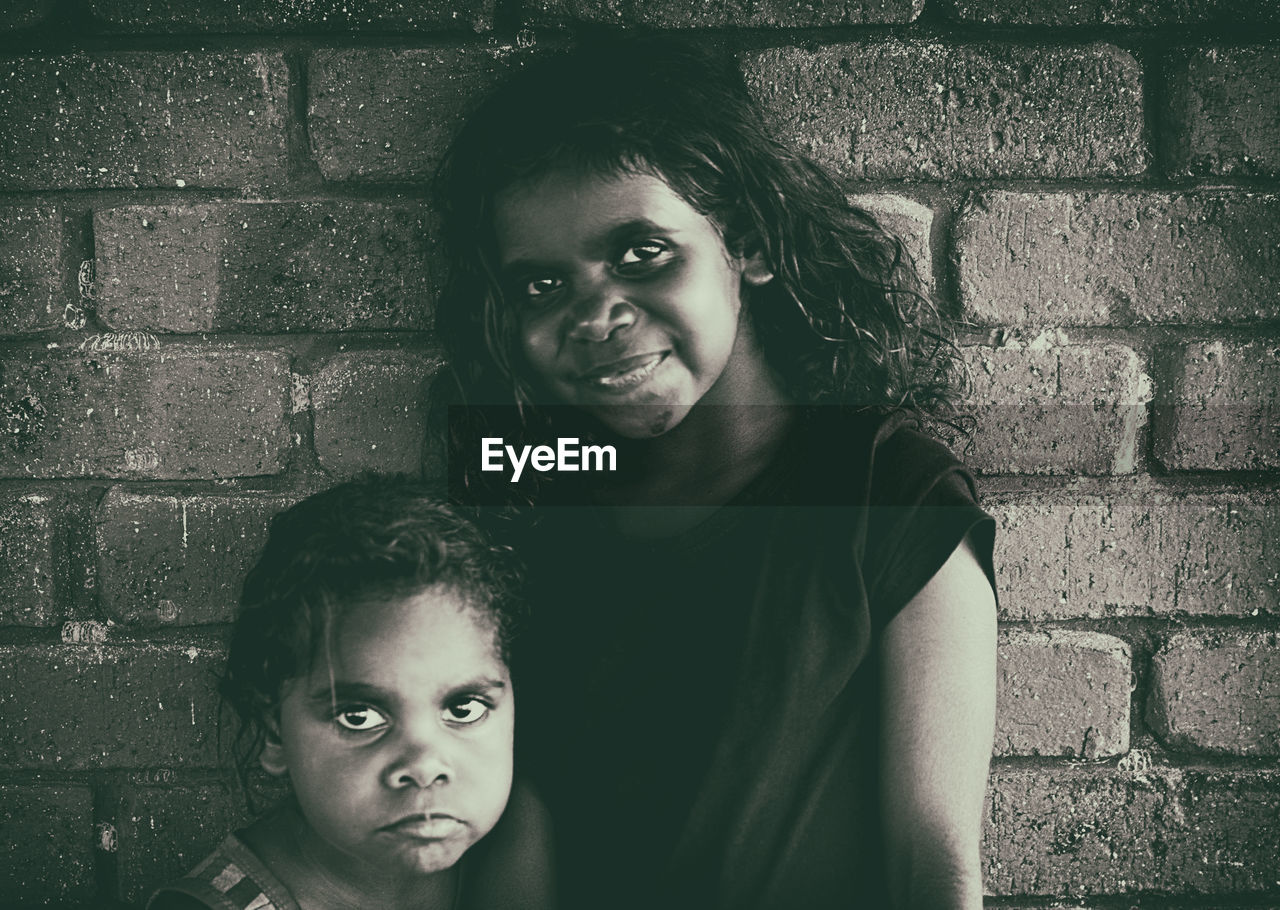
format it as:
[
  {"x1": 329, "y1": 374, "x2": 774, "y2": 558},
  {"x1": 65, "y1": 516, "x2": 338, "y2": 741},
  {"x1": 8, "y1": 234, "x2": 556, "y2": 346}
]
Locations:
[
  {"x1": 879, "y1": 535, "x2": 997, "y2": 910},
  {"x1": 464, "y1": 776, "x2": 556, "y2": 910}
]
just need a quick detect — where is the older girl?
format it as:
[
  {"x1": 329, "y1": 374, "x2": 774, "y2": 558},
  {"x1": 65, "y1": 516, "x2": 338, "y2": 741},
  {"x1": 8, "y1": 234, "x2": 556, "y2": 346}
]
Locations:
[{"x1": 436, "y1": 38, "x2": 996, "y2": 910}]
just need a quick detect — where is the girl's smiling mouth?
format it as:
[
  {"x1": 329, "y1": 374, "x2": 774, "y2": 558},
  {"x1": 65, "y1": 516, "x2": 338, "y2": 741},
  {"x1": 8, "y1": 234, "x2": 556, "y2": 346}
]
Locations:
[{"x1": 577, "y1": 351, "x2": 668, "y2": 393}]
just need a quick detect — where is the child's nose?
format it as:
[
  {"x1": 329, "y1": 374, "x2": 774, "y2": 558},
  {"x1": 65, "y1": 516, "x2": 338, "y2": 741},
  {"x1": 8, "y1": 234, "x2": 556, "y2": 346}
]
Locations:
[
  {"x1": 567, "y1": 279, "x2": 637, "y2": 343},
  {"x1": 383, "y1": 734, "x2": 453, "y2": 790}
]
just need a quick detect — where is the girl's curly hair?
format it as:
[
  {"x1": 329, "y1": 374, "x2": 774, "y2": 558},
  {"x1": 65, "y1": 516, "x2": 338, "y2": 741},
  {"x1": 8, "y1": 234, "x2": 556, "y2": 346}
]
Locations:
[{"x1": 434, "y1": 37, "x2": 966, "y2": 502}]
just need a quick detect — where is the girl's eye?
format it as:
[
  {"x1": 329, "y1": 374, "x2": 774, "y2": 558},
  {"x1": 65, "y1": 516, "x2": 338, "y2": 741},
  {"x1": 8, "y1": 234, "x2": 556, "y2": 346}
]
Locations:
[
  {"x1": 443, "y1": 697, "x2": 490, "y2": 726},
  {"x1": 523, "y1": 277, "x2": 563, "y2": 300},
  {"x1": 618, "y1": 241, "x2": 670, "y2": 268},
  {"x1": 334, "y1": 705, "x2": 389, "y2": 732}
]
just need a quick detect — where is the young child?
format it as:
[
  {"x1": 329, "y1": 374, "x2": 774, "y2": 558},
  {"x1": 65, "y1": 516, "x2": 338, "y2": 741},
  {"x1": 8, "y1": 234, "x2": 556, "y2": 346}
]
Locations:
[
  {"x1": 148, "y1": 476, "x2": 553, "y2": 910},
  {"x1": 436, "y1": 38, "x2": 997, "y2": 910}
]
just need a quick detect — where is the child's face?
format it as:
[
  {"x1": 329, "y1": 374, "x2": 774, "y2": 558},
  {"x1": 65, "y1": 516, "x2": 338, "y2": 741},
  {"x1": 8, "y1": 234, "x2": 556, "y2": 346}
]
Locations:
[
  {"x1": 493, "y1": 169, "x2": 772, "y2": 438},
  {"x1": 261, "y1": 585, "x2": 513, "y2": 883}
]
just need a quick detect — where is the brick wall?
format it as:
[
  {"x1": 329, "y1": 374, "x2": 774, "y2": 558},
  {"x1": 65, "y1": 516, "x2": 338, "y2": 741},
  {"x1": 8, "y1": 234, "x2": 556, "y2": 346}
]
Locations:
[{"x1": 1, "y1": 2, "x2": 1277, "y2": 907}]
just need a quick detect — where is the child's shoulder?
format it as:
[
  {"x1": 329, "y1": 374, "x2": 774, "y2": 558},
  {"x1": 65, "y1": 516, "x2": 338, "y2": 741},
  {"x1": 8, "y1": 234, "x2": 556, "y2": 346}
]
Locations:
[
  {"x1": 146, "y1": 832, "x2": 298, "y2": 910},
  {"x1": 788, "y1": 407, "x2": 971, "y2": 507}
]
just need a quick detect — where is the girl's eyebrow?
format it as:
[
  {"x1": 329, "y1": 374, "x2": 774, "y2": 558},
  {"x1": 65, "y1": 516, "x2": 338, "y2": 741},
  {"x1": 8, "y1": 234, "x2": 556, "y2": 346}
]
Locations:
[
  {"x1": 500, "y1": 218, "x2": 676, "y2": 274},
  {"x1": 307, "y1": 680, "x2": 389, "y2": 704},
  {"x1": 445, "y1": 676, "x2": 509, "y2": 699},
  {"x1": 307, "y1": 677, "x2": 508, "y2": 704}
]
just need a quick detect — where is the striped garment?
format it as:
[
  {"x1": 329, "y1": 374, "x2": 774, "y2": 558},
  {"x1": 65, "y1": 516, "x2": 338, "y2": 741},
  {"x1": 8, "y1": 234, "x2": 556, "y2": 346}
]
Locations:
[{"x1": 147, "y1": 834, "x2": 298, "y2": 910}]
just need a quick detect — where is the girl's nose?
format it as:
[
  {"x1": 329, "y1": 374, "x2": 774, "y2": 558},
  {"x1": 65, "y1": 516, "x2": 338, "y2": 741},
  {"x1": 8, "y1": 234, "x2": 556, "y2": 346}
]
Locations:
[
  {"x1": 567, "y1": 282, "x2": 637, "y2": 343},
  {"x1": 383, "y1": 736, "x2": 453, "y2": 790}
]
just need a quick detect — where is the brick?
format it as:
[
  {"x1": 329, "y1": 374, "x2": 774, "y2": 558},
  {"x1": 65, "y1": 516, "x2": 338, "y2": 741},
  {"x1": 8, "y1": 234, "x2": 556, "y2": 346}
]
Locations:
[
  {"x1": 0, "y1": 52, "x2": 288, "y2": 190},
  {"x1": 1, "y1": 0, "x2": 57, "y2": 29},
  {"x1": 0, "y1": 644, "x2": 222, "y2": 769},
  {"x1": 990, "y1": 494, "x2": 1280, "y2": 620},
  {"x1": 1168, "y1": 47, "x2": 1280, "y2": 177},
  {"x1": 963, "y1": 343, "x2": 1146, "y2": 475},
  {"x1": 0, "y1": 206, "x2": 64, "y2": 336},
  {"x1": 957, "y1": 191, "x2": 1280, "y2": 326},
  {"x1": 117, "y1": 783, "x2": 250, "y2": 902},
  {"x1": 949, "y1": 0, "x2": 1280, "y2": 25},
  {"x1": 996, "y1": 630, "x2": 1130, "y2": 759},
  {"x1": 742, "y1": 42, "x2": 1144, "y2": 181},
  {"x1": 0, "y1": 346, "x2": 291, "y2": 479},
  {"x1": 88, "y1": 0, "x2": 494, "y2": 31},
  {"x1": 523, "y1": 0, "x2": 921, "y2": 27},
  {"x1": 1153, "y1": 340, "x2": 1279, "y2": 471},
  {"x1": 0, "y1": 786, "x2": 95, "y2": 904},
  {"x1": 0, "y1": 493, "x2": 59, "y2": 626},
  {"x1": 848, "y1": 193, "x2": 933, "y2": 287},
  {"x1": 97, "y1": 488, "x2": 295, "y2": 626},
  {"x1": 1149, "y1": 630, "x2": 1280, "y2": 756},
  {"x1": 309, "y1": 47, "x2": 516, "y2": 182},
  {"x1": 984, "y1": 767, "x2": 1280, "y2": 896},
  {"x1": 95, "y1": 202, "x2": 437, "y2": 333},
  {"x1": 312, "y1": 350, "x2": 439, "y2": 478}
]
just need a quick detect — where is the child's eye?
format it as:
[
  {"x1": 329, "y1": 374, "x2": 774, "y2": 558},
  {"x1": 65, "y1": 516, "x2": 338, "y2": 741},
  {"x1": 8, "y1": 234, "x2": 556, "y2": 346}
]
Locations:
[
  {"x1": 443, "y1": 697, "x2": 490, "y2": 726},
  {"x1": 522, "y1": 277, "x2": 563, "y2": 300},
  {"x1": 618, "y1": 241, "x2": 670, "y2": 268},
  {"x1": 334, "y1": 705, "x2": 389, "y2": 732}
]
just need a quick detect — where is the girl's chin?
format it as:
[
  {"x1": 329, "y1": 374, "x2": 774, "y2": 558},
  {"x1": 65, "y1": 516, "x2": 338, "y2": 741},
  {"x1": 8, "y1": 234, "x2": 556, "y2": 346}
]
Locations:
[{"x1": 588, "y1": 402, "x2": 693, "y2": 439}]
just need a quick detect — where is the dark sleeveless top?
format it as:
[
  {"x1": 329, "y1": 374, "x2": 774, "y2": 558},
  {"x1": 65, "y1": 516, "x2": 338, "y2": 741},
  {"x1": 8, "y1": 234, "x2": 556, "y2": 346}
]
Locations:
[{"x1": 506, "y1": 409, "x2": 995, "y2": 909}]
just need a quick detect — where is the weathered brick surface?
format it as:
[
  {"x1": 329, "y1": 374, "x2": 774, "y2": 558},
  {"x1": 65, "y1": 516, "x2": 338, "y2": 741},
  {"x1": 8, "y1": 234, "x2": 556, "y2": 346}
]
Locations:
[
  {"x1": 742, "y1": 43, "x2": 1145, "y2": 181},
  {"x1": 1149, "y1": 630, "x2": 1280, "y2": 756},
  {"x1": 0, "y1": 52, "x2": 288, "y2": 190},
  {"x1": 0, "y1": 206, "x2": 64, "y2": 336},
  {"x1": 0, "y1": 493, "x2": 58, "y2": 627},
  {"x1": 524, "y1": 0, "x2": 922, "y2": 27},
  {"x1": 89, "y1": 0, "x2": 494, "y2": 31},
  {"x1": 985, "y1": 768, "x2": 1280, "y2": 896},
  {"x1": 308, "y1": 47, "x2": 517, "y2": 183},
  {"x1": 2, "y1": 0, "x2": 56, "y2": 29},
  {"x1": 1153, "y1": 340, "x2": 1279, "y2": 471},
  {"x1": 95, "y1": 203, "x2": 437, "y2": 333},
  {"x1": 311, "y1": 351, "x2": 439, "y2": 478},
  {"x1": 963, "y1": 344, "x2": 1146, "y2": 475},
  {"x1": 0, "y1": 785, "x2": 95, "y2": 904},
  {"x1": 849, "y1": 193, "x2": 933, "y2": 287},
  {"x1": 0, "y1": 346, "x2": 292, "y2": 479},
  {"x1": 957, "y1": 191, "x2": 1280, "y2": 326},
  {"x1": 1168, "y1": 47, "x2": 1280, "y2": 177},
  {"x1": 949, "y1": 0, "x2": 1280, "y2": 25},
  {"x1": 0, "y1": 644, "x2": 222, "y2": 769},
  {"x1": 117, "y1": 783, "x2": 250, "y2": 902},
  {"x1": 996, "y1": 630, "x2": 1130, "y2": 759},
  {"x1": 991, "y1": 494, "x2": 1280, "y2": 620},
  {"x1": 97, "y1": 489, "x2": 295, "y2": 626}
]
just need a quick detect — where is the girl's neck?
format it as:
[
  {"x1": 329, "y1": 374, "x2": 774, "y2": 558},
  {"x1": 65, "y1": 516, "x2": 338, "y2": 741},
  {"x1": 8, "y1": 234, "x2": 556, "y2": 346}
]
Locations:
[{"x1": 243, "y1": 803, "x2": 460, "y2": 910}]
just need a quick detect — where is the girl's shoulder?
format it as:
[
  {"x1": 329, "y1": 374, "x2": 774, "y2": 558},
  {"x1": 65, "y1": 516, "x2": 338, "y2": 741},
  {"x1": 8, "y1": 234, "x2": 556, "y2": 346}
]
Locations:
[
  {"x1": 146, "y1": 832, "x2": 299, "y2": 910},
  {"x1": 783, "y1": 407, "x2": 975, "y2": 509}
]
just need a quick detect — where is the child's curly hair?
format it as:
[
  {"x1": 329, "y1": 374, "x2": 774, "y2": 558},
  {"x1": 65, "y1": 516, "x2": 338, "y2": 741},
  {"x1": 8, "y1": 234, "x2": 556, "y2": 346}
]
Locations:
[
  {"x1": 220, "y1": 475, "x2": 522, "y2": 799},
  {"x1": 434, "y1": 37, "x2": 966, "y2": 499}
]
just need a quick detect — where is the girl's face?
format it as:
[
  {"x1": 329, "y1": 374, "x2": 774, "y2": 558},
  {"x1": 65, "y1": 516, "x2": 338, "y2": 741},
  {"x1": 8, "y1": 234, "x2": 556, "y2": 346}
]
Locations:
[
  {"x1": 260, "y1": 585, "x2": 513, "y2": 885},
  {"x1": 493, "y1": 170, "x2": 772, "y2": 438}
]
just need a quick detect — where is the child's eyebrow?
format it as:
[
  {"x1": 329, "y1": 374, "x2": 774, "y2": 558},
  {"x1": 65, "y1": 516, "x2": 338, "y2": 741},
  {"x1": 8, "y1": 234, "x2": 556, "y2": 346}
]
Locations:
[
  {"x1": 306, "y1": 677, "x2": 508, "y2": 705},
  {"x1": 446, "y1": 677, "x2": 509, "y2": 698},
  {"x1": 306, "y1": 681, "x2": 390, "y2": 704},
  {"x1": 500, "y1": 218, "x2": 676, "y2": 274}
]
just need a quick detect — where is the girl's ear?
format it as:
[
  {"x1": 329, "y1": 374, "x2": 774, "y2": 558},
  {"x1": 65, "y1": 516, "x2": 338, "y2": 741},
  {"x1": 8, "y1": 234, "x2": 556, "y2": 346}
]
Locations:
[
  {"x1": 741, "y1": 250, "x2": 774, "y2": 287},
  {"x1": 258, "y1": 715, "x2": 289, "y2": 778}
]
